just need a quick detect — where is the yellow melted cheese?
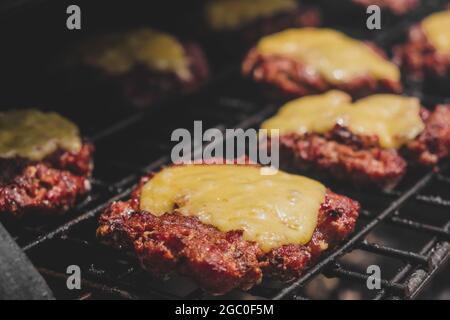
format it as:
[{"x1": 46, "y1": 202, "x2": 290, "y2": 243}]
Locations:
[
  {"x1": 261, "y1": 90, "x2": 425, "y2": 149},
  {"x1": 205, "y1": 0, "x2": 298, "y2": 30},
  {"x1": 0, "y1": 109, "x2": 82, "y2": 161},
  {"x1": 140, "y1": 165, "x2": 326, "y2": 252},
  {"x1": 80, "y1": 28, "x2": 191, "y2": 79},
  {"x1": 422, "y1": 11, "x2": 450, "y2": 54},
  {"x1": 256, "y1": 28, "x2": 400, "y2": 84}
]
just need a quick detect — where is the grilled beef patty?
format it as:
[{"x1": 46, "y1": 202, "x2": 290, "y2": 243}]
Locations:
[
  {"x1": 277, "y1": 106, "x2": 450, "y2": 189},
  {"x1": 72, "y1": 28, "x2": 210, "y2": 110},
  {"x1": 118, "y1": 43, "x2": 209, "y2": 109},
  {"x1": 97, "y1": 171, "x2": 359, "y2": 295},
  {"x1": 394, "y1": 24, "x2": 450, "y2": 81},
  {"x1": 0, "y1": 143, "x2": 94, "y2": 216},
  {"x1": 242, "y1": 46, "x2": 402, "y2": 99}
]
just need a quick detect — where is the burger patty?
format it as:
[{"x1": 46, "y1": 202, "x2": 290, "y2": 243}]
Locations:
[
  {"x1": 97, "y1": 174, "x2": 359, "y2": 295},
  {"x1": 117, "y1": 43, "x2": 209, "y2": 109},
  {"x1": 279, "y1": 129, "x2": 408, "y2": 190},
  {"x1": 278, "y1": 106, "x2": 450, "y2": 189},
  {"x1": 0, "y1": 143, "x2": 94, "y2": 216},
  {"x1": 394, "y1": 24, "x2": 450, "y2": 80},
  {"x1": 405, "y1": 105, "x2": 450, "y2": 166},
  {"x1": 242, "y1": 47, "x2": 402, "y2": 99}
]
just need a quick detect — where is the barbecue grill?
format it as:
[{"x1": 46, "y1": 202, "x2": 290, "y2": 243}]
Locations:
[{"x1": 0, "y1": 0, "x2": 449, "y2": 300}]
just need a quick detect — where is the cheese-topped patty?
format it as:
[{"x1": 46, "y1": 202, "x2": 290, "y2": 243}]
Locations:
[
  {"x1": 422, "y1": 11, "x2": 450, "y2": 54},
  {"x1": 256, "y1": 28, "x2": 400, "y2": 84},
  {"x1": 0, "y1": 109, "x2": 82, "y2": 161},
  {"x1": 140, "y1": 165, "x2": 326, "y2": 252},
  {"x1": 79, "y1": 28, "x2": 191, "y2": 79},
  {"x1": 205, "y1": 0, "x2": 298, "y2": 30},
  {"x1": 261, "y1": 90, "x2": 425, "y2": 149}
]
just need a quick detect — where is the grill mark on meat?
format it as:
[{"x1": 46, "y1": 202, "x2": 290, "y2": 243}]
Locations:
[
  {"x1": 0, "y1": 143, "x2": 94, "y2": 216},
  {"x1": 97, "y1": 172, "x2": 359, "y2": 295},
  {"x1": 242, "y1": 47, "x2": 402, "y2": 99}
]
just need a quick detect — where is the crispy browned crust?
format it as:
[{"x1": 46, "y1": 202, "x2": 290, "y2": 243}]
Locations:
[
  {"x1": 405, "y1": 105, "x2": 450, "y2": 166},
  {"x1": 242, "y1": 47, "x2": 402, "y2": 99},
  {"x1": 352, "y1": 0, "x2": 419, "y2": 15},
  {"x1": 97, "y1": 168, "x2": 359, "y2": 295},
  {"x1": 0, "y1": 143, "x2": 94, "y2": 216},
  {"x1": 394, "y1": 24, "x2": 450, "y2": 80},
  {"x1": 98, "y1": 202, "x2": 263, "y2": 294},
  {"x1": 277, "y1": 106, "x2": 450, "y2": 188},
  {"x1": 279, "y1": 128, "x2": 407, "y2": 190}
]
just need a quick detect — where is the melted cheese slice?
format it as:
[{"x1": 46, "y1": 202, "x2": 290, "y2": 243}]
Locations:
[
  {"x1": 205, "y1": 0, "x2": 298, "y2": 30},
  {"x1": 422, "y1": 11, "x2": 450, "y2": 54},
  {"x1": 140, "y1": 165, "x2": 326, "y2": 252},
  {"x1": 256, "y1": 28, "x2": 400, "y2": 84},
  {"x1": 0, "y1": 109, "x2": 82, "y2": 161},
  {"x1": 261, "y1": 90, "x2": 425, "y2": 149},
  {"x1": 80, "y1": 28, "x2": 191, "y2": 79}
]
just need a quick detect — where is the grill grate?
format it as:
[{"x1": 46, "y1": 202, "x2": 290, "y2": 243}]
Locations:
[
  {"x1": 1, "y1": 0, "x2": 450, "y2": 300},
  {"x1": 18, "y1": 96, "x2": 450, "y2": 300}
]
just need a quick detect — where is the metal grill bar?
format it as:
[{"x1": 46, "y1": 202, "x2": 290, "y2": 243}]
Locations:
[
  {"x1": 374, "y1": 221, "x2": 450, "y2": 300},
  {"x1": 436, "y1": 174, "x2": 450, "y2": 184},
  {"x1": 38, "y1": 268, "x2": 138, "y2": 300},
  {"x1": 382, "y1": 190, "x2": 450, "y2": 208},
  {"x1": 22, "y1": 185, "x2": 135, "y2": 252},
  {"x1": 325, "y1": 264, "x2": 406, "y2": 294},
  {"x1": 358, "y1": 241, "x2": 429, "y2": 265},
  {"x1": 389, "y1": 217, "x2": 450, "y2": 241}
]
